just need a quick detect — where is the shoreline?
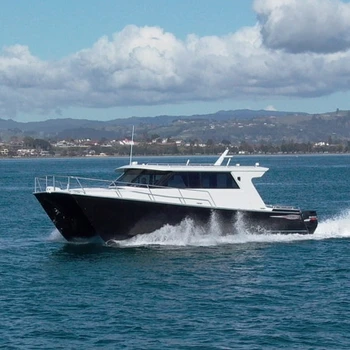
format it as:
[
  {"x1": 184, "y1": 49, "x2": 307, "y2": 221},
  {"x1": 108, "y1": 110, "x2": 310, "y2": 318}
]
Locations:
[{"x1": 2, "y1": 151, "x2": 350, "y2": 161}]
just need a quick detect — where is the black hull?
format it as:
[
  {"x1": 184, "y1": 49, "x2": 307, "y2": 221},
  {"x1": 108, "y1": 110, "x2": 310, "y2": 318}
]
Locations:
[
  {"x1": 34, "y1": 192, "x2": 98, "y2": 242},
  {"x1": 35, "y1": 192, "x2": 318, "y2": 242}
]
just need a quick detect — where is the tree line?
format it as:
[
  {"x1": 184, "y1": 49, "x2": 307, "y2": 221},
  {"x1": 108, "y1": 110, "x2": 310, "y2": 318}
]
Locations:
[
  {"x1": 2, "y1": 136, "x2": 350, "y2": 157},
  {"x1": 57, "y1": 142, "x2": 350, "y2": 157}
]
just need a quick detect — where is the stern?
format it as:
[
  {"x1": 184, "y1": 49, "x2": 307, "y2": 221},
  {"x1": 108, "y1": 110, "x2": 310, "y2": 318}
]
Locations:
[{"x1": 302, "y1": 210, "x2": 318, "y2": 234}]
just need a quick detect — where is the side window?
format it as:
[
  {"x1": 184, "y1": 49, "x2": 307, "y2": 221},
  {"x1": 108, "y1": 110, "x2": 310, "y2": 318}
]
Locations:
[
  {"x1": 139, "y1": 176, "x2": 148, "y2": 185},
  {"x1": 167, "y1": 174, "x2": 187, "y2": 188},
  {"x1": 224, "y1": 173, "x2": 239, "y2": 188},
  {"x1": 148, "y1": 173, "x2": 163, "y2": 186},
  {"x1": 201, "y1": 172, "x2": 239, "y2": 189},
  {"x1": 162, "y1": 172, "x2": 239, "y2": 189},
  {"x1": 217, "y1": 173, "x2": 230, "y2": 188},
  {"x1": 133, "y1": 170, "x2": 168, "y2": 186},
  {"x1": 201, "y1": 172, "x2": 215, "y2": 188},
  {"x1": 188, "y1": 173, "x2": 200, "y2": 188}
]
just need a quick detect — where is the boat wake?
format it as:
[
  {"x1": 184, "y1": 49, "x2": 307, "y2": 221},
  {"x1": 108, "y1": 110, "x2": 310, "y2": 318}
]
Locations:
[
  {"x1": 110, "y1": 210, "x2": 350, "y2": 248},
  {"x1": 47, "y1": 229, "x2": 102, "y2": 244},
  {"x1": 48, "y1": 229, "x2": 67, "y2": 242},
  {"x1": 47, "y1": 210, "x2": 350, "y2": 247}
]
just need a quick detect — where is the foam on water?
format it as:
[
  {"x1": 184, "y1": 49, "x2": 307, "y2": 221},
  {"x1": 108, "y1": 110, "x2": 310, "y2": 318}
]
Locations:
[
  {"x1": 47, "y1": 229, "x2": 102, "y2": 244},
  {"x1": 113, "y1": 210, "x2": 350, "y2": 248},
  {"x1": 47, "y1": 210, "x2": 350, "y2": 248},
  {"x1": 314, "y1": 210, "x2": 350, "y2": 239},
  {"x1": 48, "y1": 229, "x2": 66, "y2": 242}
]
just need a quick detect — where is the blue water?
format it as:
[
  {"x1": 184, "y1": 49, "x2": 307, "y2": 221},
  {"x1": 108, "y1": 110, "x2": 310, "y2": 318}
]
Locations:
[{"x1": 1, "y1": 155, "x2": 350, "y2": 349}]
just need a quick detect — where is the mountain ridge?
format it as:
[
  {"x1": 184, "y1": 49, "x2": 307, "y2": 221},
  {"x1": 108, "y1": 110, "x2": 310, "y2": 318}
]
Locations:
[{"x1": 1, "y1": 109, "x2": 348, "y2": 144}]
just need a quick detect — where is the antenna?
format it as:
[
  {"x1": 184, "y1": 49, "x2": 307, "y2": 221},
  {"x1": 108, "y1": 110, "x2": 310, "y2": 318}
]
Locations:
[
  {"x1": 129, "y1": 125, "x2": 134, "y2": 165},
  {"x1": 214, "y1": 148, "x2": 229, "y2": 166}
]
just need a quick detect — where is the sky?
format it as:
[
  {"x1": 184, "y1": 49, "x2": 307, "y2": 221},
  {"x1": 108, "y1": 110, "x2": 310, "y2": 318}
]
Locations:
[{"x1": 1, "y1": 0, "x2": 350, "y2": 122}]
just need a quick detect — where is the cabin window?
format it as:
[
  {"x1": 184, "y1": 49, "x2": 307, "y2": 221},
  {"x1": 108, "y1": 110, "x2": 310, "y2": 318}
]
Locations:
[
  {"x1": 133, "y1": 170, "x2": 166, "y2": 185},
  {"x1": 115, "y1": 170, "x2": 239, "y2": 189},
  {"x1": 115, "y1": 169, "x2": 167, "y2": 186},
  {"x1": 202, "y1": 172, "x2": 239, "y2": 189},
  {"x1": 116, "y1": 169, "x2": 143, "y2": 184},
  {"x1": 188, "y1": 173, "x2": 200, "y2": 188},
  {"x1": 167, "y1": 174, "x2": 187, "y2": 188},
  {"x1": 200, "y1": 172, "x2": 211, "y2": 188},
  {"x1": 163, "y1": 172, "x2": 239, "y2": 189},
  {"x1": 217, "y1": 173, "x2": 232, "y2": 188}
]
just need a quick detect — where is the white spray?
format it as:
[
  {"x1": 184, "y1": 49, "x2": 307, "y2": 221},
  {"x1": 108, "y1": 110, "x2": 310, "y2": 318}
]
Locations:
[{"x1": 48, "y1": 210, "x2": 350, "y2": 247}]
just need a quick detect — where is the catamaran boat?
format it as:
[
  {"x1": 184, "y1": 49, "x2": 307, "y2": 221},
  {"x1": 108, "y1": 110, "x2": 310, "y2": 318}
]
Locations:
[{"x1": 34, "y1": 150, "x2": 318, "y2": 242}]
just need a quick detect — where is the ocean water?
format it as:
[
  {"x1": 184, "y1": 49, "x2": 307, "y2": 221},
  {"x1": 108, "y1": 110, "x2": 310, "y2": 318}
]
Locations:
[{"x1": 1, "y1": 154, "x2": 350, "y2": 349}]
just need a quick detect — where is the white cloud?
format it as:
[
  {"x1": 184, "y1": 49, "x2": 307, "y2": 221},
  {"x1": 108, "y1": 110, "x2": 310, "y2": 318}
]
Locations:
[
  {"x1": 254, "y1": 0, "x2": 350, "y2": 53},
  {"x1": 1, "y1": 2, "x2": 350, "y2": 118},
  {"x1": 264, "y1": 105, "x2": 277, "y2": 111}
]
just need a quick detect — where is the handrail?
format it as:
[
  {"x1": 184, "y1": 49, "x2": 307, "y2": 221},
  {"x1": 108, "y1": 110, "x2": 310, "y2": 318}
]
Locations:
[
  {"x1": 145, "y1": 162, "x2": 228, "y2": 167},
  {"x1": 267, "y1": 204, "x2": 300, "y2": 211},
  {"x1": 34, "y1": 175, "x2": 218, "y2": 207}
]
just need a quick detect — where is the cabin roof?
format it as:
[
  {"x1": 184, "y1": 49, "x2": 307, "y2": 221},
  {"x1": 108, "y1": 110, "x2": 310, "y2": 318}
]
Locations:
[{"x1": 117, "y1": 163, "x2": 269, "y2": 174}]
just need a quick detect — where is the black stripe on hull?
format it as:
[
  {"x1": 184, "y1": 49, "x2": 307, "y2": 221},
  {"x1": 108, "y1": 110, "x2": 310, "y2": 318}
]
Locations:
[
  {"x1": 71, "y1": 194, "x2": 316, "y2": 242},
  {"x1": 34, "y1": 192, "x2": 98, "y2": 242}
]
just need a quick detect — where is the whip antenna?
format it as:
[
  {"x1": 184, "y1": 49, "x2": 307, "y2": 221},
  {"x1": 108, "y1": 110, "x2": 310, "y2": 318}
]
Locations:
[{"x1": 129, "y1": 125, "x2": 135, "y2": 165}]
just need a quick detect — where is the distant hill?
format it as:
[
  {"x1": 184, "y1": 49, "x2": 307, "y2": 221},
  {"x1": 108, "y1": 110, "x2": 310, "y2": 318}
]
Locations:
[
  {"x1": 1, "y1": 109, "x2": 349, "y2": 144},
  {"x1": 0, "y1": 109, "x2": 307, "y2": 131}
]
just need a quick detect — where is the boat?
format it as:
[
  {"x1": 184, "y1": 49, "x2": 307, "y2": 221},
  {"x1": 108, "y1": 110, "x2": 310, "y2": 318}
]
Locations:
[{"x1": 34, "y1": 150, "x2": 318, "y2": 242}]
